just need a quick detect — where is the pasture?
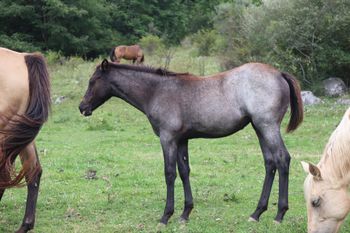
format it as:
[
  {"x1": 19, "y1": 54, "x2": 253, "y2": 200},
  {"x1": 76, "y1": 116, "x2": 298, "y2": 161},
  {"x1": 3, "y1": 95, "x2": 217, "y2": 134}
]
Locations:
[{"x1": 0, "y1": 52, "x2": 349, "y2": 233}]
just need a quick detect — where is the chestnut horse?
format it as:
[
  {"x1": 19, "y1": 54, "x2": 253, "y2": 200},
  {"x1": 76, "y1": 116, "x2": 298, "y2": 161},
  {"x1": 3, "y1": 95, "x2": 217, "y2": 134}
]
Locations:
[
  {"x1": 109, "y1": 44, "x2": 144, "y2": 64},
  {"x1": 302, "y1": 107, "x2": 350, "y2": 233},
  {"x1": 0, "y1": 48, "x2": 51, "y2": 233},
  {"x1": 79, "y1": 60, "x2": 303, "y2": 225}
]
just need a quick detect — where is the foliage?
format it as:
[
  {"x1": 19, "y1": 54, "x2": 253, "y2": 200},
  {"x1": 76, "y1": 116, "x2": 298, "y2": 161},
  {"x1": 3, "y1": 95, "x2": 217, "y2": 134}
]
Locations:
[
  {"x1": 0, "y1": 0, "x2": 230, "y2": 57},
  {"x1": 182, "y1": 0, "x2": 228, "y2": 34},
  {"x1": 45, "y1": 50, "x2": 64, "y2": 66},
  {"x1": 0, "y1": 0, "x2": 121, "y2": 57},
  {"x1": 191, "y1": 29, "x2": 222, "y2": 56},
  {"x1": 138, "y1": 34, "x2": 165, "y2": 55},
  {"x1": 213, "y1": 0, "x2": 350, "y2": 90}
]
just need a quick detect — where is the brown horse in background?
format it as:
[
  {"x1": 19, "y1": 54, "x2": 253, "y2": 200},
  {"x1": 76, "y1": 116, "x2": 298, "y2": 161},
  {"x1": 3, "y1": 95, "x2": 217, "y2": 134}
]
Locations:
[
  {"x1": 109, "y1": 44, "x2": 144, "y2": 64},
  {"x1": 0, "y1": 48, "x2": 51, "y2": 233}
]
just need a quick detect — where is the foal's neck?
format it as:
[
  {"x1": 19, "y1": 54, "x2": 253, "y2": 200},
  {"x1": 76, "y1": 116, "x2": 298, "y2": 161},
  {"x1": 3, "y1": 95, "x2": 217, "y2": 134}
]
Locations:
[{"x1": 109, "y1": 68, "x2": 163, "y2": 113}]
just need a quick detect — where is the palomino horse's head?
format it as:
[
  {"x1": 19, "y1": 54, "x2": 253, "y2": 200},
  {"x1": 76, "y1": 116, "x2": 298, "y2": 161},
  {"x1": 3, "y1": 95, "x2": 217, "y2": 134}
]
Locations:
[
  {"x1": 79, "y1": 59, "x2": 113, "y2": 116},
  {"x1": 302, "y1": 162, "x2": 350, "y2": 233},
  {"x1": 301, "y1": 108, "x2": 350, "y2": 233}
]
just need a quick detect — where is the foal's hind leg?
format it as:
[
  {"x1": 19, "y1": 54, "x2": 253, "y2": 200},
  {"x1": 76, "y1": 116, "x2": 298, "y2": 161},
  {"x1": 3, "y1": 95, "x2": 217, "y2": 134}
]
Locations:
[
  {"x1": 249, "y1": 125, "x2": 277, "y2": 221},
  {"x1": 251, "y1": 123, "x2": 290, "y2": 222},
  {"x1": 16, "y1": 143, "x2": 42, "y2": 233},
  {"x1": 273, "y1": 138, "x2": 290, "y2": 223},
  {"x1": 177, "y1": 140, "x2": 194, "y2": 222}
]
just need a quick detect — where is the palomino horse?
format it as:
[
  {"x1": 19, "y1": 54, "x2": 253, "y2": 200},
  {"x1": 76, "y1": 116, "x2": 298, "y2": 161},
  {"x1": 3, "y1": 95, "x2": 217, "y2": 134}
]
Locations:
[
  {"x1": 79, "y1": 60, "x2": 303, "y2": 225},
  {"x1": 0, "y1": 48, "x2": 51, "y2": 233},
  {"x1": 302, "y1": 107, "x2": 350, "y2": 233},
  {"x1": 109, "y1": 44, "x2": 144, "y2": 64}
]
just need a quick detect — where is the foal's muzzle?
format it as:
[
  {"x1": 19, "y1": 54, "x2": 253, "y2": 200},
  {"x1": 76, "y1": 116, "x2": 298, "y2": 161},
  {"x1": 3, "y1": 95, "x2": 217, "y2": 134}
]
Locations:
[{"x1": 79, "y1": 102, "x2": 92, "y2": 116}]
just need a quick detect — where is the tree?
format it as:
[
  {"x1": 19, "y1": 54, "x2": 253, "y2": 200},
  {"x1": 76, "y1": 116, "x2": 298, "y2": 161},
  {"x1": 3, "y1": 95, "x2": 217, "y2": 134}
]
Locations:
[{"x1": 214, "y1": 0, "x2": 350, "y2": 89}]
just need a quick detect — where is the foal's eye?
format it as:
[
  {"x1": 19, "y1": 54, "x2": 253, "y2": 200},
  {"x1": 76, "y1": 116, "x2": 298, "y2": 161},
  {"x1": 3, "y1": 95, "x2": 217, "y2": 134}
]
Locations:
[{"x1": 311, "y1": 197, "x2": 321, "y2": 208}]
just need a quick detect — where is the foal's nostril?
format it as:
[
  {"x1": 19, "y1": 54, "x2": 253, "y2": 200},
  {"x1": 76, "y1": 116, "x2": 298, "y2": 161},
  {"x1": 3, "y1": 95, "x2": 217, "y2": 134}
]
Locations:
[{"x1": 78, "y1": 103, "x2": 86, "y2": 114}]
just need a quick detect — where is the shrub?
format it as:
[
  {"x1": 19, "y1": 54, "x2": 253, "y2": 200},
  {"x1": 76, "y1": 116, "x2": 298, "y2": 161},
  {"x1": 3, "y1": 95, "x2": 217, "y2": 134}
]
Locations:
[
  {"x1": 138, "y1": 34, "x2": 165, "y2": 55},
  {"x1": 45, "y1": 51, "x2": 65, "y2": 66},
  {"x1": 191, "y1": 29, "x2": 221, "y2": 56},
  {"x1": 213, "y1": 0, "x2": 350, "y2": 91}
]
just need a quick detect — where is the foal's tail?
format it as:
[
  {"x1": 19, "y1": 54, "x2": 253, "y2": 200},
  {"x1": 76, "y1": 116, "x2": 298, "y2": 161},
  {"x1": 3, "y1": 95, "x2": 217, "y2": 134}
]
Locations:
[
  {"x1": 281, "y1": 72, "x2": 304, "y2": 133},
  {"x1": 109, "y1": 47, "x2": 116, "y2": 62},
  {"x1": 0, "y1": 53, "x2": 51, "y2": 188},
  {"x1": 140, "y1": 54, "x2": 145, "y2": 63}
]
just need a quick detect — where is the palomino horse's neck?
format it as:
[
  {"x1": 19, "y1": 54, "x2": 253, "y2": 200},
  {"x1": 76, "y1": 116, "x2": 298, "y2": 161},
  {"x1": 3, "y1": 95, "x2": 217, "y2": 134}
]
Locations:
[
  {"x1": 318, "y1": 108, "x2": 350, "y2": 186},
  {"x1": 109, "y1": 68, "x2": 164, "y2": 113}
]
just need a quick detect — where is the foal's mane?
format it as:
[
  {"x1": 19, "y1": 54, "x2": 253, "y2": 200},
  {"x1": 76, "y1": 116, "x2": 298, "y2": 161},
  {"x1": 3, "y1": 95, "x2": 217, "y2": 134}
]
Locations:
[
  {"x1": 107, "y1": 62, "x2": 193, "y2": 78},
  {"x1": 319, "y1": 108, "x2": 350, "y2": 184}
]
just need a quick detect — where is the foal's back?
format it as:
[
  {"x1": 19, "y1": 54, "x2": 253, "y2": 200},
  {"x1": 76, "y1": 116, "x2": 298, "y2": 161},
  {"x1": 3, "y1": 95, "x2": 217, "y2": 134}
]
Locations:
[{"x1": 149, "y1": 63, "x2": 290, "y2": 138}]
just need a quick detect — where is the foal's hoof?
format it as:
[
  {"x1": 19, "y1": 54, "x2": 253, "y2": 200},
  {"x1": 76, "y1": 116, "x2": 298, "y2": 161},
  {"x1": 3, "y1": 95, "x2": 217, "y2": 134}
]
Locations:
[
  {"x1": 179, "y1": 216, "x2": 188, "y2": 224},
  {"x1": 273, "y1": 219, "x2": 281, "y2": 224},
  {"x1": 179, "y1": 219, "x2": 188, "y2": 231},
  {"x1": 248, "y1": 217, "x2": 258, "y2": 222},
  {"x1": 156, "y1": 223, "x2": 166, "y2": 232},
  {"x1": 15, "y1": 228, "x2": 27, "y2": 233}
]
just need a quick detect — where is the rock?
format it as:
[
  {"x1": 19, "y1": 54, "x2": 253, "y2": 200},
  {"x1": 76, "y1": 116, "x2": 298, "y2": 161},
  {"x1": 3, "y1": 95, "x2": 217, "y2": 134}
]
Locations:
[
  {"x1": 301, "y1": 91, "x2": 322, "y2": 105},
  {"x1": 323, "y1": 77, "x2": 347, "y2": 97},
  {"x1": 336, "y1": 98, "x2": 350, "y2": 105},
  {"x1": 85, "y1": 169, "x2": 97, "y2": 179},
  {"x1": 54, "y1": 96, "x2": 66, "y2": 104}
]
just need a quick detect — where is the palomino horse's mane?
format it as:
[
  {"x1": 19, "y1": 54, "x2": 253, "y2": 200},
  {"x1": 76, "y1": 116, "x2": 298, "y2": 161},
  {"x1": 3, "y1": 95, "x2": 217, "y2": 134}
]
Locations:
[
  {"x1": 0, "y1": 53, "x2": 51, "y2": 188},
  {"x1": 107, "y1": 62, "x2": 192, "y2": 78},
  {"x1": 319, "y1": 108, "x2": 350, "y2": 185}
]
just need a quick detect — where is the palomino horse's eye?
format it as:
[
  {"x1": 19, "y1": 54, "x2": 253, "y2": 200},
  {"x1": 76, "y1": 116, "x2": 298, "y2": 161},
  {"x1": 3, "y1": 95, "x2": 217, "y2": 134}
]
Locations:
[{"x1": 311, "y1": 197, "x2": 321, "y2": 207}]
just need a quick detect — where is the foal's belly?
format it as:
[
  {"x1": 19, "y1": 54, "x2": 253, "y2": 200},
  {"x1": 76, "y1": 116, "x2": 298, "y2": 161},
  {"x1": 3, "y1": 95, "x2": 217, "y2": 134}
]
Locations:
[{"x1": 186, "y1": 114, "x2": 251, "y2": 139}]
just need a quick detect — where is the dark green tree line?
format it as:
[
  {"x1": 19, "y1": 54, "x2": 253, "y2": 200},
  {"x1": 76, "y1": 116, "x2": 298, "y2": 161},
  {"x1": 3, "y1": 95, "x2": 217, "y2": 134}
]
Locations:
[{"x1": 0, "y1": 0, "x2": 226, "y2": 57}]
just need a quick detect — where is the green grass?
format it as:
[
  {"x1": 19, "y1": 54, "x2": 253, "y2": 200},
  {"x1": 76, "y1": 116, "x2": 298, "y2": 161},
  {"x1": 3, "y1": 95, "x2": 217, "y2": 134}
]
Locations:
[{"x1": 0, "y1": 51, "x2": 349, "y2": 232}]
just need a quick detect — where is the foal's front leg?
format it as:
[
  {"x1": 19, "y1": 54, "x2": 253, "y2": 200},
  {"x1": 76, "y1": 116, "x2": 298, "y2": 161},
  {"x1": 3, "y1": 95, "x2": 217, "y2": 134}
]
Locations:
[
  {"x1": 16, "y1": 143, "x2": 42, "y2": 233},
  {"x1": 159, "y1": 134, "x2": 178, "y2": 225},
  {"x1": 177, "y1": 140, "x2": 193, "y2": 222}
]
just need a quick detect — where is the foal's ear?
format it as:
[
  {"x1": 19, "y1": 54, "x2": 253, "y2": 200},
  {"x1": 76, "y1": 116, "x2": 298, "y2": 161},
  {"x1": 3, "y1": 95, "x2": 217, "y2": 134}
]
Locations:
[
  {"x1": 101, "y1": 59, "x2": 109, "y2": 72},
  {"x1": 301, "y1": 161, "x2": 322, "y2": 180}
]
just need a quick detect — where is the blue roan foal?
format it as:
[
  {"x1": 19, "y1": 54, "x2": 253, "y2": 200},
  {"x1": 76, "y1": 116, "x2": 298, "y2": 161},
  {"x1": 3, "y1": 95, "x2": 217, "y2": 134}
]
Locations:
[{"x1": 79, "y1": 60, "x2": 303, "y2": 225}]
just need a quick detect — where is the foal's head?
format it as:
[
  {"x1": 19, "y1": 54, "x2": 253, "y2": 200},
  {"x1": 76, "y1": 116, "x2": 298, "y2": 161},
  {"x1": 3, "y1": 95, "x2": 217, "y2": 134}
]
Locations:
[
  {"x1": 302, "y1": 162, "x2": 350, "y2": 233},
  {"x1": 79, "y1": 59, "x2": 113, "y2": 116}
]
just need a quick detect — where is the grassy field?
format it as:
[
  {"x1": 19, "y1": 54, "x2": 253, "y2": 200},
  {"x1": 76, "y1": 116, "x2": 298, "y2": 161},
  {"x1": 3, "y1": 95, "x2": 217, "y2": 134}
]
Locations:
[{"x1": 0, "y1": 51, "x2": 349, "y2": 233}]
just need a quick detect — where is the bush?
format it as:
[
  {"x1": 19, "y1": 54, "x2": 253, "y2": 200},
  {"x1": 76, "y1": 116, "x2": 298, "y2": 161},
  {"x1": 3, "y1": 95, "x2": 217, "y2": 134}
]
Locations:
[
  {"x1": 45, "y1": 51, "x2": 65, "y2": 66},
  {"x1": 191, "y1": 29, "x2": 221, "y2": 56},
  {"x1": 213, "y1": 0, "x2": 350, "y2": 91},
  {"x1": 0, "y1": 33, "x2": 40, "y2": 52},
  {"x1": 138, "y1": 34, "x2": 165, "y2": 55}
]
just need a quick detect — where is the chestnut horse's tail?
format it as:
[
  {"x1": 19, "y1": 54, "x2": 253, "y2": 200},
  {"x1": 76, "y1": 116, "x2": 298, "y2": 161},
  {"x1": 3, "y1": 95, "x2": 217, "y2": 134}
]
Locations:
[
  {"x1": 109, "y1": 47, "x2": 116, "y2": 62},
  {"x1": 140, "y1": 54, "x2": 145, "y2": 63},
  {"x1": 0, "y1": 53, "x2": 51, "y2": 188},
  {"x1": 281, "y1": 72, "x2": 304, "y2": 133}
]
